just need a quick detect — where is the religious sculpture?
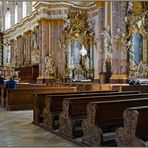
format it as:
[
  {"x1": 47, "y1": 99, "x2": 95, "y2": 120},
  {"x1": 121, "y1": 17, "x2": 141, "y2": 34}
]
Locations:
[
  {"x1": 31, "y1": 30, "x2": 39, "y2": 64},
  {"x1": 101, "y1": 25, "x2": 112, "y2": 61},
  {"x1": 44, "y1": 55, "x2": 55, "y2": 78},
  {"x1": 32, "y1": 31, "x2": 38, "y2": 49},
  {"x1": 103, "y1": 60, "x2": 107, "y2": 73},
  {"x1": 84, "y1": 56, "x2": 90, "y2": 70}
]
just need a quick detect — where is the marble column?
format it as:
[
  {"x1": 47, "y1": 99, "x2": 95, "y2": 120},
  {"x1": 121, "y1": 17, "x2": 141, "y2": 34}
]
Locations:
[
  {"x1": 91, "y1": 2, "x2": 105, "y2": 82},
  {"x1": 16, "y1": 35, "x2": 22, "y2": 67},
  {"x1": 38, "y1": 18, "x2": 49, "y2": 78},
  {"x1": 97, "y1": 2, "x2": 105, "y2": 75},
  {"x1": 25, "y1": 30, "x2": 32, "y2": 64},
  {"x1": 110, "y1": 1, "x2": 128, "y2": 83}
]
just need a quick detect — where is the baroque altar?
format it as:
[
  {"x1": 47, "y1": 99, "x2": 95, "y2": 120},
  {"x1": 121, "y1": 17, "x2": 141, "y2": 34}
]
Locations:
[{"x1": 60, "y1": 8, "x2": 95, "y2": 82}]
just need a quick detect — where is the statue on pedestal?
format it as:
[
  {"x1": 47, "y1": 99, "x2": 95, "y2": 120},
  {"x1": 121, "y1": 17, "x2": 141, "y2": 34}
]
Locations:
[
  {"x1": 44, "y1": 55, "x2": 55, "y2": 78},
  {"x1": 84, "y1": 56, "x2": 90, "y2": 70},
  {"x1": 101, "y1": 25, "x2": 112, "y2": 61}
]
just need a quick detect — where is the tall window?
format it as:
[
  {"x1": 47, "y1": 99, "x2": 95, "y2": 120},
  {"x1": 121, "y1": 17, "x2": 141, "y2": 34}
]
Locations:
[
  {"x1": 15, "y1": 3, "x2": 18, "y2": 24},
  {"x1": 32, "y1": 1, "x2": 36, "y2": 11},
  {"x1": 5, "y1": 8, "x2": 11, "y2": 30},
  {"x1": 22, "y1": 2, "x2": 27, "y2": 18}
]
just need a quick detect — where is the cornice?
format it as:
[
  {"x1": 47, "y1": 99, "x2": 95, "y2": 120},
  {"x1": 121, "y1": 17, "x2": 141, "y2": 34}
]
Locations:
[{"x1": 3, "y1": 1, "x2": 97, "y2": 41}]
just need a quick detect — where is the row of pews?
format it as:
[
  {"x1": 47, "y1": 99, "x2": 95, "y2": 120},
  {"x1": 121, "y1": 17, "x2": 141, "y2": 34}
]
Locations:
[
  {"x1": 33, "y1": 89, "x2": 148, "y2": 147},
  {"x1": 1, "y1": 83, "x2": 148, "y2": 146},
  {"x1": 0, "y1": 84, "x2": 77, "y2": 110}
]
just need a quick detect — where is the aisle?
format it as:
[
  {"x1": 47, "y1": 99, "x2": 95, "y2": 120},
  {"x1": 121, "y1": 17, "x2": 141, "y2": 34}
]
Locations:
[{"x1": 0, "y1": 108, "x2": 78, "y2": 147}]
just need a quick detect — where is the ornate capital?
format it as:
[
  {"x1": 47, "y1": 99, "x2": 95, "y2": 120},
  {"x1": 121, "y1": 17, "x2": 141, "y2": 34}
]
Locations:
[{"x1": 96, "y1": 2, "x2": 105, "y2": 8}]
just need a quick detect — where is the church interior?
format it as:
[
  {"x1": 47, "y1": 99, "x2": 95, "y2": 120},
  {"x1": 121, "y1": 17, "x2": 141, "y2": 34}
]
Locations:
[{"x1": 0, "y1": 1, "x2": 148, "y2": 147}]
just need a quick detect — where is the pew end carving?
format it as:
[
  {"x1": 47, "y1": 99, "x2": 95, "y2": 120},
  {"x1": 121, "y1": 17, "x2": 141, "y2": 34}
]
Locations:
[
  {"x1": 82, "y1": 103, "x2": 103, "y2": 146},
  {"x1": 59, "y1": 99, "x2": 73, "y2": 138},
  {"x1": 42, "y1": 97, "x2": 53, "y2": 128},
  {"x1": 115, "y1": 108, "x2": 145, "y2": 147}
]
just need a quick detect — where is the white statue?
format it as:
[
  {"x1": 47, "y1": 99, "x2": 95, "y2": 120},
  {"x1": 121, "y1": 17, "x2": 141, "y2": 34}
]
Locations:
[
  {"x1": 103, "y1": 61, "x2": 107, "y2": 73},
  {"x1": 101, "y1": 25, "x2": 112, "y2": 60},
  {"x1": 103, "y1": 25, "x2": 111, "y2": 49},
  {"x1": 45, "y1": 69, "x2": 49, "y2": 78},
  {"x1": 127, "y1": 2, "x2": 133, "y2": 13},
  {"x1": 45, "y1": 55, "x2": 54, "y2": 73},
  {"x1": 85, "y1": 56, "x2": 90, "y2": 70}
]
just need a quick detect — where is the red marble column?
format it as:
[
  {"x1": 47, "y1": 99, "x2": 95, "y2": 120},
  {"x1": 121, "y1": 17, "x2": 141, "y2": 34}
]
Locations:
[
  {"x1": 97, "y1": 2, "x2": 105, "y2": 75},
  {"x1": 110, "y1": 2, "x2": 128, "y2": 83},
  {"x1": 38, "y1": 18, "x2": 49, "y2": 78},
  {"x1": 25, "y1": 30, "x2": 32, "y2": 64},
  {"x1": 16, "y1": 35, "x2": 22, "y2": 67}
]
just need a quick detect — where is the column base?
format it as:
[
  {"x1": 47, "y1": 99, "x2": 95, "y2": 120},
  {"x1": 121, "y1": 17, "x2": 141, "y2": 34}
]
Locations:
[
  {"x1": 110, "y1": 74, "x2": 128, "y2": 83},
  {"x1": 37, "y1": 76, "x2": 45, "y2": 84}
]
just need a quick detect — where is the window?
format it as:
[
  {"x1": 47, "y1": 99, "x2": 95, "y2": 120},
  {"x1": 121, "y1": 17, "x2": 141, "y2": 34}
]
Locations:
[
  {"x1": 32, "y1": 1, "x2": 36, "y2": 11},
  {"x1": 5, "y1": 8, "x2": 11, "y2": 30},
  {"x1": 15, "y1": 3, "x2": 18, "y2": 24},
  {"x1": 22, "y1": 2, "x2": 27, "y2": 18}
]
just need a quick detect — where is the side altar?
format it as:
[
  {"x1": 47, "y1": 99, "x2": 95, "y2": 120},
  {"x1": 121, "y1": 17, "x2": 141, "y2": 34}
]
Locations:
[{"x1": 58, "y1": 8, "x2": 95, "y2": 83}]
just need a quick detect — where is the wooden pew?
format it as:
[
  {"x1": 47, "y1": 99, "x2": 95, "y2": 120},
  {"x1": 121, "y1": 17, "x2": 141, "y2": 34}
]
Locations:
[
  {"x1": 59, "y1": 93, "x2": 148, "y2": 139},
  {"x1": 4, "y1": 86, "x2": 76, "y2": 111},
  {"x1": 81, "y1": 98, "x2": 148, "y2": 146},
  {"x1": 112, "y1": 84, "x2": 148, "y2": 93},
  {"x1": 0, "y1": 84, "x2": 6, "y2": 106},
  {"x1": 115, "y1": 106, "x2": 148, "y2": 147},
  {"x1": 33, "y1": 90, "x2": 117, "y2": 125},
  {"x1": 41, "y1": 91, "x2": 141, "y2": 129}
]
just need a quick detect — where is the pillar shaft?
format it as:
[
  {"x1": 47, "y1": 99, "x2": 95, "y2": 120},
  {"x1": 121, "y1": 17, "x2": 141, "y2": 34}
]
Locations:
[{"x1": 38, "y1": 18, "x2": 49, "y2": 77}]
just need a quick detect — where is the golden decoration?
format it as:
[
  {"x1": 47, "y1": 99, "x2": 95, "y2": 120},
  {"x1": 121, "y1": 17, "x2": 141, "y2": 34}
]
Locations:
[{"x1": 96, "y1": 1, "x2": 105, "y2": 8}]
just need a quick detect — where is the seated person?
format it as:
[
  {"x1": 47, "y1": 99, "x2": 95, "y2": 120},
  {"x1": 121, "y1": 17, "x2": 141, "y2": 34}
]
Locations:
[
  {"x1": 129, "y1": 80, "x2": 135, "y2": 85},
  {"x1": 6, "y1": 76, "x2": 17, "y2": 89},
  {"x1": 0, "y1": 75, "x2": 4, "y2": 84},
  {"x1": 135, "y1": 80, "x2": 141, "y2": 85}
]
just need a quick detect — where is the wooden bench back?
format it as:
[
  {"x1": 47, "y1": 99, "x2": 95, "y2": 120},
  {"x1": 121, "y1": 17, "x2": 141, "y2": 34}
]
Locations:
[
  {"x1": 65, "y1": 93, "x2": 148, "y2": 118},
  {"x1": 34, "y1": 90, "x2": 117, "y2": 111},
  {"x1": 81, "y1": 99, "x2": 148, "y2": 146},
  {"x1": 4, "y1": 86, "x2": 76, "y2": 110},
  {"x1": 115, "y1": 106, "x2": 148, "y2": 147},
  {"x1": 90, "y1": 98, "x2": 148, "y2": 129},
  {"x1": 48, "y1": 91, "x2": 140, "y2": 113},
  {"x1": 125, "y1": 106, "x2": 148, "y2": 140}
]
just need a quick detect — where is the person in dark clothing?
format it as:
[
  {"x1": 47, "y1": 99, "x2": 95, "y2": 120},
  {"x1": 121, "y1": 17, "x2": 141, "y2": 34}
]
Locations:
[
  {"x1": 0, "y1": 75, "x2": 4, "y2": 84},
  {"x1": 135, "y1": 80, "x2": 141, "y2": 85},
  {"x1": 6, "y1": 76, "x2": 17, "y2": 89},
  {"x1": 129, "y1": 80, "x2": 135, "y2": 85}
]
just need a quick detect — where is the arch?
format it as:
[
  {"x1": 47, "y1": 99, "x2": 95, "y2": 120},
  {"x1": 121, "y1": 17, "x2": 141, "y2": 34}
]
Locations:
[{"x1": 5, "y1": 8, "x2": 11, "y2": 30}]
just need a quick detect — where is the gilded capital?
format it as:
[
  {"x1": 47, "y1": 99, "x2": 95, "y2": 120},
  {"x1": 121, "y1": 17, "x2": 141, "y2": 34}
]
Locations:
[{"x1": 96, "y1": 2, "x2": 105, "y2": 8}]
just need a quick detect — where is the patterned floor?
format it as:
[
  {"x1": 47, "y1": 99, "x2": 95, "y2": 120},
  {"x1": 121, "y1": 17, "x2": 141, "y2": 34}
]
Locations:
[{"x1": 0, "y1": 108, "x2": 79, "y2": 147}]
